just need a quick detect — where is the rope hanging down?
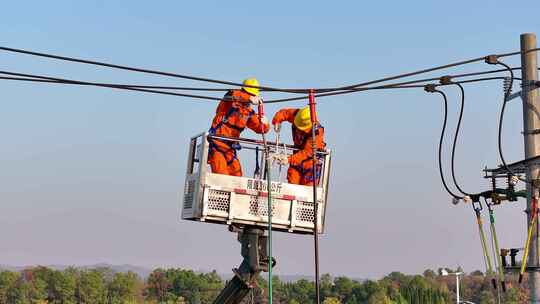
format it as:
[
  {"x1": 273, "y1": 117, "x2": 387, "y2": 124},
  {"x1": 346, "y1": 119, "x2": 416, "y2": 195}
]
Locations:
[
  {"x1": 308, "y1": 90, "x2": 322, "y2": 304},
  {"x1": 256, "y1": 102, "x2": 274, "y2": 304}
]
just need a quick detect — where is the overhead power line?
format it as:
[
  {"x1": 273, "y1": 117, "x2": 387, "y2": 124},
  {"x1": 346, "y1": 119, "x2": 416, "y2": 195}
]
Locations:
[
  {"x1": 0, "y1": 46, "x2": 538, "y2": 96},
  {"x1": 0, "y1": 46, "x2": 307, "y2": 93},
  {"x1": 265, "y1": 75, "x2": 523, "y2": 103},
  {"x1": 0, "y1": 70, "x2": 223, "y2": 101},
  {"x1": 0, "y1": 75, "x2": 232, "y2": 91},
  {"x1": 1, "y1": 69, "x2": 525, "y2": 104}
]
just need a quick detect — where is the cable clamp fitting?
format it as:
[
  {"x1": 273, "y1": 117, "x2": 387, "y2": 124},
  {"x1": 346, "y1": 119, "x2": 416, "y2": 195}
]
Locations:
[
  {"x1": 485, "y1": 55, "x2": 499, "y2": 65},
  {"x1": 424, "y1": 84, "x2": 437, "y2": 93},
  {"x1": 521, "y1": 80, "x2": 540, "y2": 89},
  {"x1": 522, "y1": 129, "x2": 540, "y2": 136},
  {"x1": 472, "y1": 200, "x2": 483, "y2": 211},
  {"x1": 439, "y1": 75, "x2": 453, "y2": 85}
]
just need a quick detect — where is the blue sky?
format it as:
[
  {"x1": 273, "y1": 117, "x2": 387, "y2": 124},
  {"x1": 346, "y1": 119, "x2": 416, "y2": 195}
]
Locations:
[{"x1": 1, "y1": 1, "x2": 539, "y2": 278}]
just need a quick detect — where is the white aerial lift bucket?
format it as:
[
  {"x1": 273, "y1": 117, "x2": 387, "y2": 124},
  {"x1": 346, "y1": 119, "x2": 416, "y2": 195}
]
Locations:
[{"x1": 181, "y1": 132, "x2": 331, "y2": 234}]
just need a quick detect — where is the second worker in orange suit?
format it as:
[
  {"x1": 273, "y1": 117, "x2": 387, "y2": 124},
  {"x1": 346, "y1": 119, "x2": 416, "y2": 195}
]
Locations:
[
  {"x1": 271, "y1": 107, "x2": 326, "y2": 186},
  {"x1": 208, "y1": 78, "x2": 269, "y2": 176}
]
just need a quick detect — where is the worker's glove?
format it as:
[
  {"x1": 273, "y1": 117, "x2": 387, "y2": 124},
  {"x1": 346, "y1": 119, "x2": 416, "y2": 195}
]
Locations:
[
  {"x1": 260, "y1": 116, "x2": 269, "y2": 126},
  {"x1": 277, "y1": 154, "x2": 289, "y2": 165},
  {"x1": 268, "y1": 153, "x2": 288, "y2": 166},
  {"x1": 249, "y1": 95, "x2": 263, "y2": 105},
  {"x1": 274, "y1": 123, "x2": 281, "y2": 133},
  {"x1": 510, "y1": 175, "x2": 519, "y2": 186}
]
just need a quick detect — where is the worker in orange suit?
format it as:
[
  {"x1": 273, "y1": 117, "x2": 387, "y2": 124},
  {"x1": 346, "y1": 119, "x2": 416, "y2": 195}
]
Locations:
[
  {"x1": 208, "y1": 78, "x2": 269, "y2": 176},
  {"x1": 272, "y1": 107, "x2": 326, "y2": 186}
]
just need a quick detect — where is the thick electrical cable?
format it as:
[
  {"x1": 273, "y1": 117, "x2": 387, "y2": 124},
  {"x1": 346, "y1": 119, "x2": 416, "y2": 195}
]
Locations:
[
  {"x1": 495, "y1": 60, "x2": 525, "y2": 183},
  {"x1": 1, "y1": 46, "x2": 537, "y2": 95},
  {"x1": 0, "y1": 70, "x2": 223, "y2": 101},
  {"x1": 266, "y1": 74, "x2": 524, "y2": 104},
  {"x1": 0, "y1": 74, "x2": 232, "y2": 91},
  {"x1": 0, "y1": 68, "x2": 528, "y2": 108},
  {"x1": 326, "y1": 49, "x2": 535, "y2": 92},
  {"x1": 497, "y1": 48, "x2": 540, "y2": 59},
  {"x1": 0, "y1": 46, "x2": 308, "y2": 93},
  {"x1": 433, "y1": 89, "x2": 463, "y2": 199},
  {"x1": 449, "y1": 83, "x2": 471, "y2": 196}
]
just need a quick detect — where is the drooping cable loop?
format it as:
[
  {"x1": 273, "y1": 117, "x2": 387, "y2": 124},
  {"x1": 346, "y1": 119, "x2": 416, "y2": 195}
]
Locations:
[
  {"x1": 492, "y1": 59, "x2": 529, "y2": 184},
  {"x1": 449, "y1": 82, "x2": 471, "y2": 196},
  {"x1": 424, "y1": 84, "x2": 463, "y2": 200}
]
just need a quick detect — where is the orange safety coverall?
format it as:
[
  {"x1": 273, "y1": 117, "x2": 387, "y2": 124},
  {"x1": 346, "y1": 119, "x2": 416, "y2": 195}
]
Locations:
[
  {"x1": 208, "y1": 90, "x2": 269, "y2": 176},
  {"x1": 272, "y1": 108, "x2": 326, "y2": 186}
]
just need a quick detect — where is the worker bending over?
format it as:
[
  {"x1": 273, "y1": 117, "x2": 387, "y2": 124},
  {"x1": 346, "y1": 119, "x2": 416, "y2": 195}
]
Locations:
[
  {"x1": 272, "y1": 107, "x2": 326, "y2": 186},
  {"x1": 208, "y1": 78, "x2": 269, "y2": 176}
]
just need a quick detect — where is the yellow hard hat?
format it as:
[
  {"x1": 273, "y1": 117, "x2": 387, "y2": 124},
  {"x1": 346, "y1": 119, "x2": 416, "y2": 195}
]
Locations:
[
  {"x1": 294, "y1": 107, "x2": 313, "y2": 132},
  {"x1": 242, "y1": 78, "x2": 260, "y2": 96}
]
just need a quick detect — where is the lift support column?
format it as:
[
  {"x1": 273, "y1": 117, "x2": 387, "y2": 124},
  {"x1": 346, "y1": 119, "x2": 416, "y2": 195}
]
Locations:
[
  {"x1": 213, "y1": 227, "x2": 274, "y2": 304},
  {"x1": 521, "y1": 33, "x2": 540, "y2": 303}
]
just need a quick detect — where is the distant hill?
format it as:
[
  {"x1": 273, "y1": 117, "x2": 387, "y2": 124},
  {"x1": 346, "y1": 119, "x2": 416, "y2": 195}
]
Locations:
[
  {"x1": 0, "y1": 263, "x2": 152, "y2": 279},
  {"x1": 0, "y1": 265, "x2": 363, "y2": 283},
  {"x1": 219, "y1": 273, "x2": 364, "y2": 283}
]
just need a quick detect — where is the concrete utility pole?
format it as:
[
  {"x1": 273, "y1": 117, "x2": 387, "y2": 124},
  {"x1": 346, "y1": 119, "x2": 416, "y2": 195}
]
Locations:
[{"x1": 521, "y1": 33, "x2": 540, "y2": 303}]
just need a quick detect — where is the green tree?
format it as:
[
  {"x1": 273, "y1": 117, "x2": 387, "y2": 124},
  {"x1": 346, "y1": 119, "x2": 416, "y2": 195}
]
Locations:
[
  {"x1": 333, "y1": 276, "x2": 354, "y2": 300},
  {"x1": 107, "y1": 271, "x2": 142, "y2": 304},
  {"x1": 320, "y1": 274, "x2": 334, "y2": 300},
  {"x1": 76, "y1": 269, "x2": 106, "y2": 304},
  {"x1": 478, "y1": 289, "x2": 495, "y2": 304},
  {"x1": 323, "y1": 296, "x2": 342, "y2": 304},
  {"x1": 367, "y1": 289, "x2": 392, "y2": 304},
  {"x1": 145, "y1": 268, "x2": 173, "y2": 302},
  {"x1": 282, "y1": 279, "x2": 314, "y2": 304},
  {"x1": 0, "y1": 271, "x2": 19, "y2": 304},
  {"x1": 51, "y1": 269, "x2": 76, "y2": 304},
  {"x1": 422, "y1": 269, "x2": 436, "y2": 279}
]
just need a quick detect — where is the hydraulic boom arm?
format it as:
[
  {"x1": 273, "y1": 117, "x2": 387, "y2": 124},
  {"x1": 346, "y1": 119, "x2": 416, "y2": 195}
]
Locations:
[{"x1": 213, "y1": 227, "x2": 275, "y2": 304}]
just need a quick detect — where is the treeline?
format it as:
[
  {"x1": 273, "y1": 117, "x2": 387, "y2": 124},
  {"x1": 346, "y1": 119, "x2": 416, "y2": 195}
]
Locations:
[{"x1": 0, "y1": 266, "x2": 530, "y2": 303}]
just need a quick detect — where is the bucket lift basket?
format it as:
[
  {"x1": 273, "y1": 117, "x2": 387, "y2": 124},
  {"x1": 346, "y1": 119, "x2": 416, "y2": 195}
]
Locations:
[{"x1": 181, "y1": 132, "x2": 331, "y2": 234}]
